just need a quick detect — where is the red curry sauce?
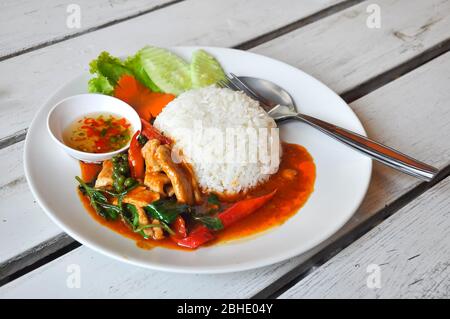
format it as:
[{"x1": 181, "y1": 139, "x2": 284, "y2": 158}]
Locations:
[{"x1": 79, "y1": 142, "x2": 316, "y2": 250}]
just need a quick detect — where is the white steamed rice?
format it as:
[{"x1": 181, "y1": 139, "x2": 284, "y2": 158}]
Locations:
[{"x1": 154, "y1": 86, "x2": 280, "y2": 194}]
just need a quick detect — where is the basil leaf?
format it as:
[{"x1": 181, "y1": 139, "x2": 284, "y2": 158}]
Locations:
[
  {"x1": 194, "y1": 215, "x2": 224, "y2": 231},
  {"x1": 158, "y1": 220, "x2": 175, "y2": 235},
  {"x1": 91, "y1": 191, "x2": 108, "y2": 203},
  {"x1": 144, "y1": 199, "x2": 189, "y2": 224},
  {"x1": 207, "y1": 193, "x2": 220, "y2": 206},
  {"x1": 76, "y1": 176, "x2": 113, "y2": 220},
  {"x1": 96, "y1": 201, "x2": 120, "y2": 220},
  {"x1": 137, "y1": 134, "x2": 148, "y2": 146},
  {"x1": 122, "y1": 204, "x2": 140, "y2": 230}
]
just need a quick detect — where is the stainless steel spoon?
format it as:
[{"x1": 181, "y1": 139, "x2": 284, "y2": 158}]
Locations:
[{"x1": 218, "y1": 75, "x2": 439, "y2": 181}]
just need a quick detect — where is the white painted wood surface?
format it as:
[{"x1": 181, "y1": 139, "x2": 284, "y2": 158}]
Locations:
[
  {"x1": 252, "y1": 0, "x2": 450, "y2": 95},
  {"x1": 0, "y1": 0, "x2": 343, "y2": 141},
  {"x1": 1, "y1": 0, "x2": 449, "y2": 275},
  {"x1": 0, "y1": 0, "x2": 344, "y2": 265},
  {"x1": 0, "y1": 0, "x2": 174, "y2": 58},
  {"x1": 279, "y1": 177, "x2": 450, "y2": 299},
  {"x1": 0, "y1": 142, "x2": 60, "y2": 263},
  {"x1": 2, "y1": 48, "x2": 449, "y2": 298}
]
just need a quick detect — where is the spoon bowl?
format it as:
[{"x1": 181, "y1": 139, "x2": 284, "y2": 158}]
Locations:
[
  {"x1": 239, "y1": 76, "x2": 297, "y2": 113},
  {"x1": 222, "y1": 75, "x2": 439, "y2": 181}
]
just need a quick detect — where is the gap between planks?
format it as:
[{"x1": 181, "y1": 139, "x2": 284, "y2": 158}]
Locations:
[
  {"x1": 1, "y1": 36, "x2": 450, "y2": 151},
  {"x1": 252, "y1": 165, "x2": 450, "y2": 299},
  {"x1": 0, "y1": 0, "x2": 365, "y2": 284},
  {"x1": 0, "y1": 0, "x2": 363, "y2": 150},
  {"x1": 0, "y1": 0, "x2": 185, "y2": 63},
  {"x1": 0, "y1": 234, "x2": 80, "y2": 287},
  {"x1": 1, "y1": 0, "x2": 449, "y2": 288},
  {"x1": 234, "y1": 0, "x2": 365, "y2": 50},
  {"x1": 2, "y1": 165, "x2": 449, "y2": 290},
  {"x1": 2, "y1": 43, "x2": 450, "y2": 288}
]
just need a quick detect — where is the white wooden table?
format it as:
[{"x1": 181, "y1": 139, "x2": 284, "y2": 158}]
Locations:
[{"x1": 1, "y1": 0, "x2": 449, "y2": 299}]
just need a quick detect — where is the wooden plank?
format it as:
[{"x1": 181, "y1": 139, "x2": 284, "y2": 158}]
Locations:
[
  {"x1": 2, "y1": 49, "x2": 450, "y2": 298},
  {"x1": 279, "y1": 177, "x2": 450, "y2": 299},
  {"x1": 251, "y1": 0, "x2": 450, "y2": 97},
  {"x1": 0, "y1": 0, "x2": 176, "y2": 59},
  {"x1": 1, "y1": 0, "x2": 448, "y2": 268},
  {"x1": 0, "y1": 142, "x2": 61, "y2": 263},
  {"x1": 0, "y1": 0, "x2": 343, "y2": 143},
  {"x1": 0, "y1": 0, "x2": 344, "y2": 267},
  {"x1": 1, "y1": 0, "x2": 449, "y2": 281}
]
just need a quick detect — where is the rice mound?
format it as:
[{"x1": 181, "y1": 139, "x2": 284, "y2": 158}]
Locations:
[{"x1": 154, "y1": 86, "x2": 280, "y2": 194}]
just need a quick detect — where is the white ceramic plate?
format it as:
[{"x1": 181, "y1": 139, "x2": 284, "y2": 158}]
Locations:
[{"x1": 24, "y1": 47, "x2": 372, "y2": 273}]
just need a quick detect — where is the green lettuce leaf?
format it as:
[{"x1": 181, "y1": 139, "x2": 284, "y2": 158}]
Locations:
[
  {"x1": 89, "y1": 51, "x2": 131, "y2": 86},
  {"x1": 124, "y1": 53, "x2": 161, "y2": 92},
  {"x1": 88, "y1": 75, "x2": 114, "y2": 95}
]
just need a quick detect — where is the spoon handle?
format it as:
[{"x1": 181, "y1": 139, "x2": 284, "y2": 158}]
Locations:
[{"x1": 294, "y1": 113, "x2": 439, "y2": 181}]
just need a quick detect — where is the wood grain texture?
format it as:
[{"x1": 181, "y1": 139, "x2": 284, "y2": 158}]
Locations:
[
  {"x1": 0, "y1": 0, "x2": 343, "y2": 143},
  {"x1": 251, "y1": 0, "x2": 450, "y2": 97},
  {"x1": 279, "y1": 177, "x2": 450, "y2": 299},
  {"x1": 0, "y1": 0, "x2": 345, "y2": 267},
  {"x1": 2, "y1": 49, "x2": 449, "y2": 298},
  {"x1": 0, "y1": 0, "x2": 176, "y2": 59},
  {"x1": 0, "y1": 248, "x2": 308, "y2": 298},
  {"x1": 1, "y1": 0, "x2": 448, "y2": 267},
  {"x1": 0, "y1": 142, "x2": 61, "y2": 263}
]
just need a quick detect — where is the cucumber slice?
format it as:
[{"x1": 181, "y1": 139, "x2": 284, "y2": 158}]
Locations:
[
  {"x1": 139, "y1": 46, "x2": 191, "y2": 95},
  {"x1": 191, "y1": 49, "x2": 226, "y2": 88}
]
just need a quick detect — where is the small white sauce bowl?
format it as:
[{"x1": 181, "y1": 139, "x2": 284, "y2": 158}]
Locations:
[{"x1": 47, "y1": 93, "x2": 141, "y2": 163}]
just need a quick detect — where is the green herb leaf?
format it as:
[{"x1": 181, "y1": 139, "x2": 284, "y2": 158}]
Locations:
[
  {"x1": 88, "y1": 75, "x2": 114, "y2": 95},
  {"x1": 144, "y1": 199, "x2": 189, "y2": 224},
  {"x1": 207, "y1": 193, "x2": 220, "y2": 206},
  {"x1": 76, "y1": 176, "x2": 116, "y2": 220},
  {"x1": 158, "y1": 220, "x2": 175, "y2": 235},
  {"x1": 124, "y1": 53, "x2": 161, "y2": 92},
  {"x1": 194, "y1": 215, "x2": 224, "y2": 231},
  {"x1": 89, "y1": 51, "x2": 132, "y2": 85},
  {"x1": 122, "y1": 203, "x2": 140, "y2": 230},
  {"x1": 137, "y1": 134, "x2": 148, "y2": 146},
  {"x1": 95, "y1": 201, "x2": 121, "y2": 220}
]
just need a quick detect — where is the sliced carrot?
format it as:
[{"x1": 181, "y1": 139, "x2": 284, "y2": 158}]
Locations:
[{"x1": 113, "y1": 75, "x2": 175, "y2": 120}]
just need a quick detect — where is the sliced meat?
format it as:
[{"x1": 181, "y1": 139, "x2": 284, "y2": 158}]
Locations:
[
  {"x1": 94, "y1": 160, "x2": 114, "y2": 188},
  {"x1": 121, "y1": 186, "x2": 164, "y2": 239},
  {"x1": 144, "y1": 172, "x2": 171, "y2": 196},
  {"x1": 122, "y1": 186, "x2": 160, "y2": 207},
  {"x1": 141, "y1": 139, "x2": 162, "y2": 173},
  {"x1": 183, "y1": 163, "x2": 203, "y2": 204},
  {"x1": 135, "y1": 206, "x2": 153, "y2": 237},
  {"x1": 154, "y1": 145, "x2": 195, "y2": 205},
  {"x1": 151, "y1": 219, "x2": 164, "y2": 240}
]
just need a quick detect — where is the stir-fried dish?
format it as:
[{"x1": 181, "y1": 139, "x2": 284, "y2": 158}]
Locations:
[{"x1": 76, "y1": 46, "x2": 316, "y2": 250}]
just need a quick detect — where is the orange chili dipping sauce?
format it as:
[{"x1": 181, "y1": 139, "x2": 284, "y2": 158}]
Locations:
[
  {"x1": 78, "y1": 142, "x2": 316, "y2": 250},
  {"x1": 64, "y1": 113, "x2": 132, "y2": 153}
]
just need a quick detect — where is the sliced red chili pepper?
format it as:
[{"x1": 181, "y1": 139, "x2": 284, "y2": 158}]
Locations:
[
  {"x1": 174, "y1": 190, "x2": 277, "y2": 249},
  {"x1": 172, "y1": 216, "x2": 187, "y2": 238},
  {"x1": 140, "y1": 118, "x2": 171, "y2": 145},
  {"x1": 128, "y1": 130, "x2": 145, "y2": 179},
  {"x1": 173, "y1": 226, "x2": 215, "y2": 249},
  {"x1": 218, "y1": 190, "x2": 277, "y2": 228}
]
